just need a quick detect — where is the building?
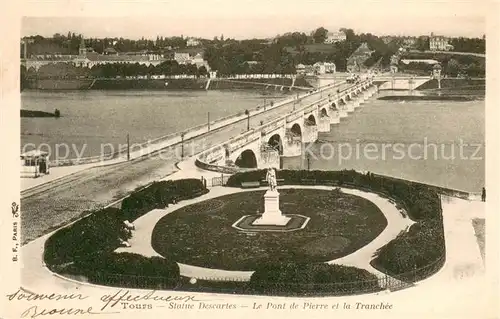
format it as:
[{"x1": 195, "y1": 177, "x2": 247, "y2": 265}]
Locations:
[
  {"x1": 296, "y1": 63, "x2": 306, "y2": 75},
  {"x1": 172, "y1": 52, "x2": 210, "y2": 70},
  {"x1": 20, "y1": 150, "x2": 49, "y2": 178},
  {"x1": 186, "y1": 38, "x2": 201, "y2": 47},
  {"x1": 401, "y1": 37, "x2": 417, "y2": 48},
  {"x1": 72, "y1": 37, "x2": 164, "y2": 68},
  {"x1": 324, "y1": 31, "x2": 347, "y2": 44},
  {"x1": 313, "y1": 62, "x2": 336, "y2": 74},
  {"x1": 347, "y1": 43, "x2": 374, "y2": 72},
  {"x1": 173, "y1": 52, "x2": 191, "y2": 64},
  {"x1": 103, "y1": 47, "x2": 118, "y2": 55},
  {"x1": 429, "y1": 34, "x2": 453, "y2": 51}
]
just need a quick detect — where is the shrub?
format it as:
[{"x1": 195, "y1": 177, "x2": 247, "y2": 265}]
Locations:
[
  {"x1": 44, "y1": 178, "x2": 208, "y2": 289},
  {"x1": 121, "y1": 179, "x2": 208, "y2": 221},
  {"x1": 371, "y1": 219, "x2": 445, "y2": 281},
  {"x1": 75, "y1": 252, "x2": 180, "y2": 289},
  {"x1": 44, "y1": 207, "x2": 127, "y2": 267},
  {"x1": 249, "y1": 262, "x2": 381, "y2": 295}
]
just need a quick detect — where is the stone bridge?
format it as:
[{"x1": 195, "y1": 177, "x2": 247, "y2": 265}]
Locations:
[{"x1": 196, "y1": 78, "x2": 378, "y2": 173}]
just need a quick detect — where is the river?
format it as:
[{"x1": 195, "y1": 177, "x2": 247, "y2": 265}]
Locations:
[
  {"x1": 21, "y1": 89, "x2": 485, "y2": 193},
  {"x1": 21, "y1": 89, "x2": 285, "y2": 158},
  {"x1": 282, "y1": 93, "x2": 485, "y2": 192}
]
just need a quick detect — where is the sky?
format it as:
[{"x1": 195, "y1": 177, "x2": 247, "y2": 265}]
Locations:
[{"x1": 20, "y1": 0, "x2": 489, "y2": 40}]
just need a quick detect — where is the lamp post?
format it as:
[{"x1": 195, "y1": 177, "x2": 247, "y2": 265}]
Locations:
[
  {"x1": 245, "y1": 109, "x2": 250, "y2": 131},
  {"x1": 306, "y1": 152, "x2": 311, "y2": 171},
  {"x1": 207, "y1": 112, "x2": 210, "y2": 131},
  {"x1": 127, "y1": 133, "x2": 130, "y2": 161},
  {"x1": 180, "y1": 132, "x2": 185, "y2": 159}
]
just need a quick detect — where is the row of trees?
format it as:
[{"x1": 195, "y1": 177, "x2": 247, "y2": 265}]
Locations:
[
  {"x1": 203, "y1": 27, "x2": 402, "y2": 74},
  {"x1": 449, "y1": 37, "x2": 485, "y2": 54},
  {"x1": 23, "y1": 33, "x2": 209, "y2": 56},
  {"x1": 22, "y1": 61, "x2": 210, "y2": 80},
  {"x1": 399, "y1": 52, "x2": 485, "y2": 77},
  {"x1": 203, "y1": 41, "x2": 296, "y2": 76}
]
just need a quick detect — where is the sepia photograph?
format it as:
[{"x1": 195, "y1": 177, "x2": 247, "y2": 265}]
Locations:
[{"x1": 1, "y1": 1, "x2": 498, "y2": 318}]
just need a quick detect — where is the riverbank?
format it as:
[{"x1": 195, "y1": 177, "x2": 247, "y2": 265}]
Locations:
[
  {"x1": 24, "y1": 77, "x2": 314, "y2": 91},
  {"x1": 378, "y1": 95, "x2": 477, "y2": 101},
  {"x1": 416, "y1": 79, "x2": 485, "y2": 90}
]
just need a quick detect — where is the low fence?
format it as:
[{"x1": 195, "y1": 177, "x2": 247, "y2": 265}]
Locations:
[
  {"x1": 76, "y1": 253, "x2": 445, "y2": 296},
  {"x1": 195, "y1": 159, "x2": 255, "y2": 176}
]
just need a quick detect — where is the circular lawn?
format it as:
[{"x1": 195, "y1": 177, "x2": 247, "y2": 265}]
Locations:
[{"x1": 151, "y1": 188, "x2": 388, "y2": 271}]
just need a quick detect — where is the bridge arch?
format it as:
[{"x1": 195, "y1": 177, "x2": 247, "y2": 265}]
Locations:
[
  {"x1": 268, "y1": 133, "x2": 284, "y2": 155},
  {"x1": 234, "y1": 149, "x2": 258, "y2": 168},
  {"x1": 306, "y1": 114, "x2": 317, "y2": 125},
  {"x1": 320, "y1": 107, "x2": 329, "y2": 117},
  {"x1": 290, "y1": 123, "x2": 302, "y2": 137}
]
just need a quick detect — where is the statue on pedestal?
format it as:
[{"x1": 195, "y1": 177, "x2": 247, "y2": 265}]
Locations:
[{"x1": 266, "y1": 167, "x2": 277, "y2": 191}]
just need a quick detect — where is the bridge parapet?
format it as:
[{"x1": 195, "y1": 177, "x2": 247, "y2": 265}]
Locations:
[
  {"x1": 260, "y1": 118, "x2": 286, "y2": 136},
  {"x1": 226, "y1": 130, "x2": 261, "y2": 153},
  {"x1": 303, "y1": 103, "x2": 318, "y2": 114},
  {"x1": 286, "y1": 111, "x2": 303, "y2": 123}
]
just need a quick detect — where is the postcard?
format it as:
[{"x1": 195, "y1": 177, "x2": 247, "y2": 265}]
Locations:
[{"x1": 1, "y1": 1, "x2": 498, "y2": 318}]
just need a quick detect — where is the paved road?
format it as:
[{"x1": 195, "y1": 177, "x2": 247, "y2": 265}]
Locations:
[{"x1": 21, "y1": 82, "x2": 353, "y2": 244}]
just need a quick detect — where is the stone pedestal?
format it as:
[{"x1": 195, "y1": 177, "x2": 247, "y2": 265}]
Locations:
[{"x1": 252, "y1": 190, "x2": 291, "y2": 226}]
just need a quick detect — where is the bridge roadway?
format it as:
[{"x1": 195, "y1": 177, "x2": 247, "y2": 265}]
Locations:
[{"x1": 20, "y1": 81, "x2": 355, "y2": 244}]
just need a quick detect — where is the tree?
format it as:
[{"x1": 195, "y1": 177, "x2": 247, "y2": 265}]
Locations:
[
  {"x1": 198, "y1": 65, "x2": 208, "y2": 77},
  {"x1": 446, "y1": 58, "x2": 461, "y2": 77},
  {"x1": 313, "y1": 27, "x2": 328, "y2": 44},
  {"x1": 415, "y1": 37, "x2": 429, "y2": 52}
]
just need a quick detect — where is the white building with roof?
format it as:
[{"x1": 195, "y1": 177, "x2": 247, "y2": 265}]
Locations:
[
  {"x1": 324, "y1": 31, "x2": 347, "y2": 44},
  {"x1": 429, "y1": 34, "x2": 454, "y2": 51},
  {"x1": 186, "y1": 38, "x2": 201, "y2": 47}
]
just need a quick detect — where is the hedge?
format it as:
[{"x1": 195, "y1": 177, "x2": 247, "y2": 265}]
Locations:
[
  {"x1": 72, "y1": 252, "x2": 180, "y2": 289},
  {"x1": 44, "y1": 178, "x2": 208, "y2": 289},
  {"x1": 227, "y1": 169, "x2": 446, "y2": 282},
  {"x1": 44, "y1": 207, "x2": 130, "y2": 267},
  {"x1": 121, "y1": 179, "x2": 208, "y2": 221},
  {"x1": 249, "y1": 262, "x2": 381, "y2": 295}
]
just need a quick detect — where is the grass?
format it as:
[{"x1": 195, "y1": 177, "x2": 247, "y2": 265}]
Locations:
[
  {"x1": 151, "y1": 189, "x2": 388, "y2": 271},
  {"x1": 472, "y1": 218, "x2": 485, "y2": 262}
]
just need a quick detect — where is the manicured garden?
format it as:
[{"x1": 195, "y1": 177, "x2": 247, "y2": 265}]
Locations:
[
  {"x1": 43, "y1": 179, "x2": 207, "y2": 289},
  {"x1": 226, "y1": 169, "x2": 447, "y2": 282},
  {"x1": 151, "y1": 188, "x2": 388, "y2": 271},
  {"x1": 43, "y1": 168, "x2": 447, "y2": 295}
]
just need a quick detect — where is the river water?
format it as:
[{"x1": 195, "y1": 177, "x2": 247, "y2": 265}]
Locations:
[
  {"x1": 21, "y1": 90, "x2": 283, "y2": 158},
  {"x1": 282, "y1": 93, "x2": 485, "y2": 192},
  {"x1": 21, "y1": 89, "x2": 485, "y2": 192}
]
